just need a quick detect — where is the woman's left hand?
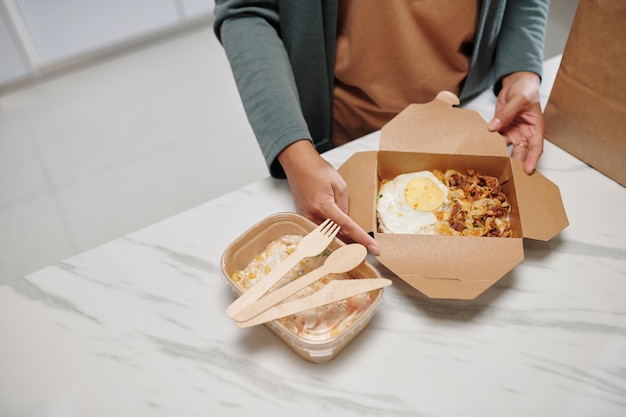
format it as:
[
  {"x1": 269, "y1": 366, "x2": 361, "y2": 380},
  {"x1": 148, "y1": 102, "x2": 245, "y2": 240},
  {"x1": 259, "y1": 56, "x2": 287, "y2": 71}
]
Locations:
[{"x1": 488, "y1": 71, "x2": 544, "y2": 174}]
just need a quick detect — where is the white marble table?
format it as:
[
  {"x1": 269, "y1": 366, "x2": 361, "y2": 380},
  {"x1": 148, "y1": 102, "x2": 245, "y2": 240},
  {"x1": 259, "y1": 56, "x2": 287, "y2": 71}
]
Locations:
[{"x1": 1, "y1": 56, "x2": 625, "y2": 417}]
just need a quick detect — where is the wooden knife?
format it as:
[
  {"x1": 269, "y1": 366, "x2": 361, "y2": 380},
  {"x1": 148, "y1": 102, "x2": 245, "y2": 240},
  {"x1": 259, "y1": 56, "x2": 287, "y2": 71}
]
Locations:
[{"x1": 235, "y1": 278, "x2": 392, "y2": 328}]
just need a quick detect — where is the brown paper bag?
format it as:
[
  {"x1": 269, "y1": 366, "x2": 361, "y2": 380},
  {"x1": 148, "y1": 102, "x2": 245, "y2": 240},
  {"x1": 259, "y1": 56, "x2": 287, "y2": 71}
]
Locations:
[{"x1": 543, "y1": 0, "x2": 626, "y2": 186}]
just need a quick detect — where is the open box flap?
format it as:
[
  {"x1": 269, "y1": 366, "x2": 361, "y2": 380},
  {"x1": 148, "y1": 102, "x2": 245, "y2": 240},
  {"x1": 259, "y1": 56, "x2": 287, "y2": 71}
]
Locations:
[
  {"x1": 375, "y1": 234, "x2": 524, "y2": 299},
  {"x1": 511, "y1": 159, "x2": 570, "y2": 241},
  {"x1": 337, "y1": 151, "x2": 378, "y2": 233},
  {"x1": 380, "y1": 92, "x2": 509, "y2": 157}
]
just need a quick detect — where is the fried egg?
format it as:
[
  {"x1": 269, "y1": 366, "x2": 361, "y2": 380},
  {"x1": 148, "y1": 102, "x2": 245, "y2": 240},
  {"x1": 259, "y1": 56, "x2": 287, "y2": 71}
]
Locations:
[{"x1": 377, "y1": 170, "x2": 449, "y2": 234}]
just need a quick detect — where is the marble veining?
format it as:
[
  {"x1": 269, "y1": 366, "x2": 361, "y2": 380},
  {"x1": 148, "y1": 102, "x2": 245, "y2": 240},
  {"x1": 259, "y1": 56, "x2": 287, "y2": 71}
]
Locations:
[{"x1": 1, "y1": 56, "x2": 625, "y2": 416}]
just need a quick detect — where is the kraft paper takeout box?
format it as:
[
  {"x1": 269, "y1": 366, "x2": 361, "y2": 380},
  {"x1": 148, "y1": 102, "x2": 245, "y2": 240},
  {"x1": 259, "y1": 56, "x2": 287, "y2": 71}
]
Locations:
[{"x1": 338, "y1": 91, "x2": 569, "y2": 300}]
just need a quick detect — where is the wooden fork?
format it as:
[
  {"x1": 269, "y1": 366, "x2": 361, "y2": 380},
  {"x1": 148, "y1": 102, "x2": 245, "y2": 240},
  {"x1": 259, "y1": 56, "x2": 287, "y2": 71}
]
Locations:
[{"x1": 226, "y1": 219, "x2": 340, "y2": 318}]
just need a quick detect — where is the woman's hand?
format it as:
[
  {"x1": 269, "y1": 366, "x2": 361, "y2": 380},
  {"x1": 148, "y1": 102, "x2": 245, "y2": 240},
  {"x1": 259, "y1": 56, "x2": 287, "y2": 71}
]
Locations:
[
  {"x1": 278, "y1": 140, "x2": 380, "y2": 255},
  {"x1": 488, "y1": 71, "x2": 544, "y2": 174}
]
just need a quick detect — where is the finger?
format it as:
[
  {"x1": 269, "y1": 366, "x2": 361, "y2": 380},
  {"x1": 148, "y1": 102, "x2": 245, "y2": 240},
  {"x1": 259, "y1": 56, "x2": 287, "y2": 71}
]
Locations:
[
  {"x1": 326, "y1": 174, "x2": 378, "y2": 251},
  {"x1": 488, "y1": 95, "x2": 524, "y2": 132},
  {"x1": 325, "y1": 207, "x2": 380, "y2": 255},
  {"x1": 510, "y1": 142, "x2": 528, "y2": 162},
  {"x1": 523, "y1": 151, "x2": 539, "y2": 174},
  {"x1": 524, "y1": 141, "x2": 543, "y2": 174}
]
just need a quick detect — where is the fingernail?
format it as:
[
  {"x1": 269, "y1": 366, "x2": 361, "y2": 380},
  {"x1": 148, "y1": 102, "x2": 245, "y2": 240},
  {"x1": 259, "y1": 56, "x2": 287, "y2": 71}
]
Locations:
[
  {"x1": 488, "y1": 118, "x2": 501, "y2": 131},
  {"x1": 368, "y1": 244, "x2": 380, "y2": 256}
]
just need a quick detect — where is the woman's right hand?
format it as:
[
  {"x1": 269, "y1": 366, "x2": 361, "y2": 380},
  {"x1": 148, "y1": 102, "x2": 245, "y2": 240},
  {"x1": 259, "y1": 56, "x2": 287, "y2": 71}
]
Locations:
[{"x1": 278, "y1": 140, "x2": 380, "y2": 255}]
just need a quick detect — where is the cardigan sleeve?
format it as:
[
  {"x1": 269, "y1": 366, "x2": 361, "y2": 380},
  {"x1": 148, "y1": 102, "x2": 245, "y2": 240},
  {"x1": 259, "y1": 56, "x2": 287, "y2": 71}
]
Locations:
[
  {"x1": 493, "y1": 0, "x2": 549, "y2": 92},
  {"x1": 214, "y1": 0, "x2": 313, "y2": 178}
]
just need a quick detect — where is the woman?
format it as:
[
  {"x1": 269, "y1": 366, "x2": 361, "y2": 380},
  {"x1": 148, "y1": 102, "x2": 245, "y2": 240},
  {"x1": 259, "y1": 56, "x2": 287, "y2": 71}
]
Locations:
[{"x1": 214, "y1": 0, "x2": 549, "y2": 254}]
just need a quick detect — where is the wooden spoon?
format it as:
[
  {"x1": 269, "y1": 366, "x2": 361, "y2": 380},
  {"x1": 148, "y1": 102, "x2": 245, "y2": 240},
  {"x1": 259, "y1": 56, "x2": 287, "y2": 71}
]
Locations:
[
  {"x1": 236, "y1": 278, "x2": 392, "y2": 328},
  {"x1": 234, "y1": 243, "x2": 367, "y2": 322}
]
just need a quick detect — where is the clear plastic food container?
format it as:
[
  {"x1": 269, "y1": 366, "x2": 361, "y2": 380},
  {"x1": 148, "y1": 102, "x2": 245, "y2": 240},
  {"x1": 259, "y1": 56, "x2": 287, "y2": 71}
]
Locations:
[{"x1": 221, "y1": 212, "x2": 385, "y2": 363}]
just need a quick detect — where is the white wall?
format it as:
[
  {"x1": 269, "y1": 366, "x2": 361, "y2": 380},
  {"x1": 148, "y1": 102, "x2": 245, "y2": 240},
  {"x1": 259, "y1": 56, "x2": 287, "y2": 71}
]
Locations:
[
  {"x1": 0, "y1": 4, "x2": 29, "y2": 85},
  {"x1": 0, "y1": 0, "x2": 215, "y2": 90}
]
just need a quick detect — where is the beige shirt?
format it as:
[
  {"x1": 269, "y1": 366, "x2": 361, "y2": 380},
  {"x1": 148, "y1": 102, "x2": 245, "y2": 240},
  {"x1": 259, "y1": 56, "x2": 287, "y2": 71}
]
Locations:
[{"x1": 332, "y1": 0, "x2": 480, "y2": 146}]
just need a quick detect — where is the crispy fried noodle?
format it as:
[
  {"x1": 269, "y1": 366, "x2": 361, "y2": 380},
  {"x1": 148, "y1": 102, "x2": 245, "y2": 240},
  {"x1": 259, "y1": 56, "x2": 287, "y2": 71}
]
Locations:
[{"x1": 433, "y1": 169, "x2": 513, "y2": 237}]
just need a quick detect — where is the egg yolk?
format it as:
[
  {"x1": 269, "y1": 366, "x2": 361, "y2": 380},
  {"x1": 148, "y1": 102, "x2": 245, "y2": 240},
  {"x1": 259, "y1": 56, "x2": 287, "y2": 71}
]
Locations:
[{"x1": 404, "y1": 177, "x2": 445, "y2": 211}]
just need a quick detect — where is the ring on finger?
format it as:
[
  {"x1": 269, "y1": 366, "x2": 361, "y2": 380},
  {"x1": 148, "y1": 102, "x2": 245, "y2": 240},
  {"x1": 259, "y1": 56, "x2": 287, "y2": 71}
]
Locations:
[{"x1": 514, "y1": 142, "x2": 528, "y2": 149}]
